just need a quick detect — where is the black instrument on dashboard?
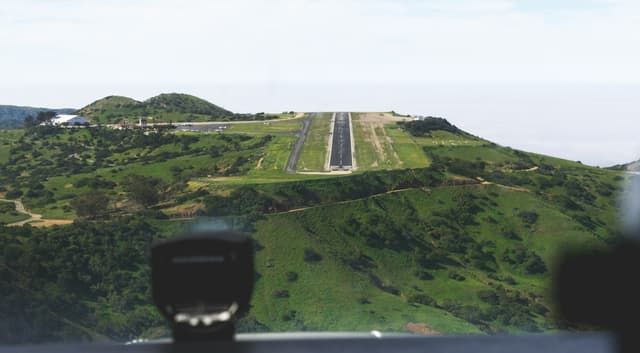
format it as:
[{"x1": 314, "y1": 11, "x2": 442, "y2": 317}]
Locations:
[{"x1": 151, "y1": 231, "x2": 254, "y2": 342}]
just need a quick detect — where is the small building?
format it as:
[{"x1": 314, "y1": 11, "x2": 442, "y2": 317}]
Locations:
[{"x1": 50, "y1": 114, "x2": 89, "y2": 126}]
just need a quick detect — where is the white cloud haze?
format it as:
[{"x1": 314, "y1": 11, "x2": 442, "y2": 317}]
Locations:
[{"x1": 3, "y1": 0, "x2": 640, "y2": 85}]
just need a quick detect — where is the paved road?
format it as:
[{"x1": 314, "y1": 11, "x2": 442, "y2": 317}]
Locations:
[
  {"x1": 286, "y1": 113, "x2": 316, "y2": 173},
  {"x1": 329, "y1": 112, "x2": 353, "y2": 169}
]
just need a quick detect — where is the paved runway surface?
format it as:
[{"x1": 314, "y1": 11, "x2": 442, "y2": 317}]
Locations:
[
  {"x1": 329, "y1": 112, "x2": 352, "y2": 169},
  {"x1": 286, "y1": 113, "x2": 315, "y2": 173}
]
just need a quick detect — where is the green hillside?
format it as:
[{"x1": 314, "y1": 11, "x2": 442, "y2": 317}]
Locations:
[
  {"x1": 0, "y1": 113, "x2": 625, "y2": 343},
  {"x1": 144, "y1": 93, "x2": 232, "y2": 116},
  {"x1": 0, "y1": 105, "x2": 75, "y2": 129},
  {"x1": 76, "y1": 93, "x2": 276, "y2": 124}
]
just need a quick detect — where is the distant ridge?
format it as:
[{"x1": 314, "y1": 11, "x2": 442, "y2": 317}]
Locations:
[
  {"x1": 76, "y1": 93, "x2": 242, "y2": 124},
  {"x1": 609, "y1": 159, "x2": 640, "y2": 172},
  {"x1": 0, "y1": 105, "x2": 75, "y2": 129}
]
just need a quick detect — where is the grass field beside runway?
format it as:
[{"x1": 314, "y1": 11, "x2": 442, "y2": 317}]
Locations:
[
  {"x1": 225, "y1": 118, "x2": 305, "y2": 135},
  {"x1": 297, "y1": 113, "x2": 333, "y2": 171},
  {"x1": 352, "y1": 112, "x2": 430, "y2": 171},
  {"x1": 383, "y1": 125, "x2": 431, "y2": 168}
]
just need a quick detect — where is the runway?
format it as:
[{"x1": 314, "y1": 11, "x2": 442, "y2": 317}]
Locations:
[{"x1": 329, "y1": 112, "x2": 353, "y2": 170}]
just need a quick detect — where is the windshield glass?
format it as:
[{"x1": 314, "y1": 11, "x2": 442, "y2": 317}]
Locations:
[{"x1": 1, "y1": 0, "x2": 639, "y2": 345}]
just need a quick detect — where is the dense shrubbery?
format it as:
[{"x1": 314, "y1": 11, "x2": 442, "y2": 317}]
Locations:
[
  {"x1": 202, "y1": 167, "x2": 443, "y2": 217},
  {"x1": 398, "y1": 117, "x2": 461, "y2": 136},
  {"x1": 122, "y1": 175, "x2": 165, "y2": 207},
  {"x1": 502, "y1": 246, "x2": 547, "y2": 274},
  {"x1": 0, "y1": 128, "x2": 272, "y2": 213},
  {"x1": 475, "y1": 287, "x2": 544, "y2": 332},
  {"x1": 0, "y1": 218, "x2": 165, "y2": 344},
  {"x1": 71, "y1": 191, "x2": 109, "y2": 219}
]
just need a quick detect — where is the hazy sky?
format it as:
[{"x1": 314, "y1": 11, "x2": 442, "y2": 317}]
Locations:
[{"x1": 2, "y1": 0, "x2": 640, "y2": 166}]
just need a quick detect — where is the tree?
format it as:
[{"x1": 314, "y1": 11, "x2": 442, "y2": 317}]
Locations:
[
  {"x1": 71, "y1": 191, "x2": 109, "y2": 219},
  {"x1": 23, "y1": 115, "x2": 35, "y2": 129},
  {"x1": 36, "y1": 111, "x2": 56, "y2": 125},
  {"x1": 122, "y1": 175, "x2": 163, "y2": 207}
]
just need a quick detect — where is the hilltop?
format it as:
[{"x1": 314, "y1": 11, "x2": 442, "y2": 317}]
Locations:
[
  {"x1": 0, "y1": 105, "x2": 75, "y2": 129},
  {"x1": 76, "y1": 93, "x2": 273, "y2": 124},
  {"x1": 0, "y1": 112, "x2": 624, "y2": 342}
]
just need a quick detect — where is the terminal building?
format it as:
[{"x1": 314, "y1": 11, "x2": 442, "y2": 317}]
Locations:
[{"x1": 50, "y1": 114, "x2": 89, "y2": 126}]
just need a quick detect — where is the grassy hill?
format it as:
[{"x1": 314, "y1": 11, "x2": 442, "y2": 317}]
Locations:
[
  {"x1": 76, "y1": 93, "x2": 277, "y2": 124},
  {"x1": 0, "y1": 113, "x2": 625, "y2": 343},
  {"x1": 0, "y1": 105, "x2": 75, "y2": 129}
]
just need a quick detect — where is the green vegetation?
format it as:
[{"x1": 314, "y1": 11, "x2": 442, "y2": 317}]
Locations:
[
  {"x1": 70, "y1": 191, "x2": 110, "y2": 219},
  {"x1": 76, "y1": 93, "x2": 281, "y2": 124},
  {"x1": 351, "y1": 112, "x2": 433, "y2": 171},
  {"x1": 0, "y1": 130, "x2": 23, "y2": 163},
  {"x1": 0, "y1": 218, "x2": 170, "y2": 343},
  {"x1": 297, "y1": 113, "x2": 332, "y2": 171},
  {"x1": 384, "y1": 125, "x2": 430, "y2": 168},
  {"x1": 249, "y1": 184, "x2": 607, "y2": 333},
  {"x1": 0, "y1": 111, "x2": 626, "y2": 343},
  {"x1": 0, "y1": 105, "x2": 74, "y2": 129},
  {"x1": 351, "y1": 112, "x2": 404, "y2": 170},
  {"x1": 0, "y1": 201, "x2": 29, "y2": 224},
  {"x1": 398, "y1": 117, "x2": 462, "y2": 136},
  {"x1": 0, "y1": 126, "x2": 275, "y2": 218},
  {"x1": 225, "y1": 116, "x2": 303, "y2": 135}
]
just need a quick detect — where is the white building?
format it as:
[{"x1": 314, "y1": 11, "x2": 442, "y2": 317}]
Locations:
[{"x1": 50, "y1": 114, "x2": 89, "y2": 126}]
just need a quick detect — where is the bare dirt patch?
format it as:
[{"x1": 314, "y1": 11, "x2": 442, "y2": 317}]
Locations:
[
  {"x1": 30, "y1": 219, "x2": 74, "y2": 227},
  {"x1": 404, "y1": 322, "x2": 441, "y2": 335},
  {"x1": 357, "y1": 112, "x2": 407, "y2": 124},
  {"x1": 165, "y1": 202, "x2": 204, "y2": 219}
]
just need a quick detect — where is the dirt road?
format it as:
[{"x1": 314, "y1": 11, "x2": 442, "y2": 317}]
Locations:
[
  {"x1": 0, "y1": 198, "x2": 72, "y2": 227},
  {"x1": 0, "y1": 198, "x2": 42, "y2": 226}
]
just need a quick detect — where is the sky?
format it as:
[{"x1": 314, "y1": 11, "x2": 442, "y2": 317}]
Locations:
[{"x1": 2, "y1": 0, "x2": 640, "y2": 166}]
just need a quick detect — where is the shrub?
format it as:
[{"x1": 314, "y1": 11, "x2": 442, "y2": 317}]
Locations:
[
  {"x1": 369, "y1": 274, "x2": 400, "y2": 295},
  {"x1": 524, "y1": 256, "x2": 547, "y2": 274},
  {"x1": 303, "y1": 248, "x2": 323, "y2": 263},
  {"x1": 477, "y1": 290, "x2": 499, "y2": 305},
  {"x1": 286, "y1": 272, "x2": 298, "y2": 282},
  {"x1": 5, "y1": 189, "x2": 23, "y2": 199},
  {"x1": 281, "y1": 310, "x2": 298, "y2": 321},
  {"x1": 409, "y1": 294, "x2": 436, "y2": 306},
  {"x1": 518, "y1": 210, "x2": 539, "y2": 227},
  {"x1": 448, "y1": 272, "x2": 466, "y2": 281},
  {"x1": 415, "y1": 270, "x2": 434, "y2": 280},
  {"x1": 272, "y1": 290, "x2": 290, "y2": 298}
]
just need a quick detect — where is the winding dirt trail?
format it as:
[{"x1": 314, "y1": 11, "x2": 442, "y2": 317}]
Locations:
[{"x1": 0, "y1": 198, "x2": 71, "y2": 227}]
